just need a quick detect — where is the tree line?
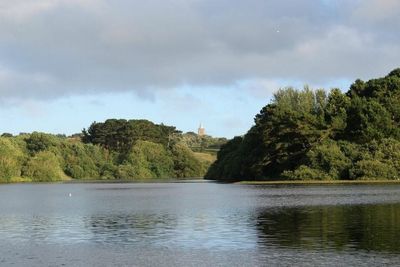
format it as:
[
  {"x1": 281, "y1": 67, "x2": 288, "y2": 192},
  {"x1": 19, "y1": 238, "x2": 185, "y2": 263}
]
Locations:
[
  {"x1": 206, "y1": 68, "x2": 400, "y2": 181},
  {"x1": 0, "y1": 119, "x2": 220, "y2": 182}
]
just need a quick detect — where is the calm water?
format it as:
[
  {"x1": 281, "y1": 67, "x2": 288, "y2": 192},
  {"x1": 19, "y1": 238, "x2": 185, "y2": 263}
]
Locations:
[{"x1": 1, "y1": 181, "x2": 400, "y2": 266}]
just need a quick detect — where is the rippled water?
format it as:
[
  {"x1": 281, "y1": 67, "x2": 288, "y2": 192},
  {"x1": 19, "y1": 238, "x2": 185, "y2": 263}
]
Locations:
[{"x1": 1, "y1": 182, "x2": 400, "y2": 266}]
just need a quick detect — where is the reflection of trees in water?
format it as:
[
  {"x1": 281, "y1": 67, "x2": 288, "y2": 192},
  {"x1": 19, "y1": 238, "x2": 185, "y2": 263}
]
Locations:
[
  {"x1": 85, "y1": 214, "x2": 178, "y2": 245},
  {"x1": 255, "y1": 204, "x2": 400, "y2": 253}
]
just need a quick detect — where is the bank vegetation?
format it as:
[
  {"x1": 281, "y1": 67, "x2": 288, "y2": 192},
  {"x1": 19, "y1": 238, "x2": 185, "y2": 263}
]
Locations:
[{"x1": 206, "y1": 69, "x2": 400, "y2": 181}]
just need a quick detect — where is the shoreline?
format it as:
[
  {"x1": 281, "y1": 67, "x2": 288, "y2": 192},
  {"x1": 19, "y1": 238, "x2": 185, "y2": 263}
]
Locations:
[
  {"x1": 3, "y1": 178, "x2": 400, "y2": 185},
  {"x1": 237, "y1": 180, "x2": 400, "y2": 185},
  {"x1": 0, "y1": 177, "x2": 207, "y2": 185}
]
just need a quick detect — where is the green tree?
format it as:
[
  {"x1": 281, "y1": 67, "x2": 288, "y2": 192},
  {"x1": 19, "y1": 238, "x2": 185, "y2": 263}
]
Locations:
[
  {"x1": 345, "y1": 97, "x2": 393, "y2": 142},
  {"x1": 118, "y1": 141, "x2": 174, "y2": 179},
  {"x1": 207, "y1": 68, "x2": 400, "y2": 181},
  {"x1": 0, "y1": 137, "x2": 25, "y2": 182},
  {"x1": 25, "y1": 132, "x2": 56, "y2": 154},
  {"x1": 22, "y1": 151, "x2": 66, "y2": 182},
  {"x1": 82, "y1": 119, "x2": 180, "y2": 152},
  {"x1": 171, "y1": 144, "x2": 206, "y2": 178}
]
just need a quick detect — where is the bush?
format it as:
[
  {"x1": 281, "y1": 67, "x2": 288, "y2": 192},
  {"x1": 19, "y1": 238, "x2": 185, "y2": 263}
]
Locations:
[
  {"x1": 22, "y1": 151, "x2": 66, "y2": 182},
  {"x1": 25, "y1": 132, "x2": 57, "y2": 154},
  {"x1": 0, "y1": 138, "x2": 25, "y2": 182},
  {"x1": 171, "y1": 144, "x2": 206, "y2": 178},
  {"x1": 62, "y1": 142, "x2": 105, "y2": 179},
  {"x1": 99, "y1": 162, "x2": 119, "y2": 179},
  {"x1": 282, "y1": 165, "x2": 331, "y2": 180},
  {"x1": 337, "y1": 141, "x2": 367, "y2": 162},
  {"x1": 349, "y1": 160, "x2": 397, "y2": 180},
  {"x1": 205, "y1": 136, "x2": 244, "y2": 180},
  {"x1": 117, "y1": 164, "x2": 153, "y2": 180},
  {"x1": 121, "y1": 141, "x2": 174, "y2": 179},
  {"x1": 306, "y1": 140, "x2": 351, "y2": 179},
  {"x1": 371, "y1": 139, "x2": 400, "y2": 173}
]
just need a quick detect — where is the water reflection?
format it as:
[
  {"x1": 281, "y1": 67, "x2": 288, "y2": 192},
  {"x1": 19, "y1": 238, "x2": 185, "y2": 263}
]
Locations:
[
  {"x1": 255, "y1": 204, "x2": 400, "y2": 253},
  {"x1": 85, "y1": 212, "x2": 258, "y2": 249},
  {"x1": 3, "y1": 183, "x2": 400, "y2": 264},
  {"x1": 86, "y1": 214, "x2": 178, "y2": 245}
]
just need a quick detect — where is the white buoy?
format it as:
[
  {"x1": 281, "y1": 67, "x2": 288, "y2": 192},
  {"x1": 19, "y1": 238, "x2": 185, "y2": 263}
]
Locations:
[{"x1": 69, "y1": 193, "x2": 72, "y2": 197}]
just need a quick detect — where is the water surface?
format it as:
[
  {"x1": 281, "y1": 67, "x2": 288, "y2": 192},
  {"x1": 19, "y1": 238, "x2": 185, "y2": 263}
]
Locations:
[{"x1": 1, "y1": 182, "x2": 400, "y2": 266}]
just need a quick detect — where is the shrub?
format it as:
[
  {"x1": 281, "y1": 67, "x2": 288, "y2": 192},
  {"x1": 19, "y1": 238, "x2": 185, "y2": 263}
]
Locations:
[
  {"x1": 121, "y1": 141, "x2": 174, "y2": 179},
  {"x1": 306, "y1": 140, "x2": 351, "y2": 179},
  {"x1": 22, "y1": 151, "x2": 66, "y2": 182},
  {"x1": 0, "y1": 138, "x2": 25, "y2": 182},
  {"x1": 282, "y1": 165, "x2": 331, "y2": 180},
  {"x1": 171, "y1": 144, "x2": 206, "y2": 178},
  {"x1": 349, "y1": 160, "x2": 397, "y2": 180},
  {"x1": 117, "y1": 164, "x2": 153, "y2": 180},
  {"x1": 62, "y1": 142, "x2": 103, "y2": 179},
  {"x1": 99, "y1": 162, "x2": 119, "y2": 179},
  {"x1": 372, "y1": 139, "x2": 400, "y2": 173},
  {"x1": 25, "y1": 132, "x2": 57, "y2": 154},
  {"x1": 205, "y1": 136, "x2": 243, "y2": 180}
]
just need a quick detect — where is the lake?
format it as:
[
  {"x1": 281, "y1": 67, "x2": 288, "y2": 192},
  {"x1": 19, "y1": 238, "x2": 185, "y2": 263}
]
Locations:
[{"x1": 1, "y1": 181, "x2": 400, "y2": 266}]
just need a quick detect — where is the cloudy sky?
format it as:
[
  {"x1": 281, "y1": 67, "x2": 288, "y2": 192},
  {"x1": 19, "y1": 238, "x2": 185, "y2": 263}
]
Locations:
[{"x1": 0, "y1": 0, "x2": 399, "y2": 137}]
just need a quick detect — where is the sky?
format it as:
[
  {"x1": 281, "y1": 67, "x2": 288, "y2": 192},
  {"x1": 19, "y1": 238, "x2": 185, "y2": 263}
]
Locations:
[{"x1": 0, "y1": 0, "x2": 400, "y2": 138}]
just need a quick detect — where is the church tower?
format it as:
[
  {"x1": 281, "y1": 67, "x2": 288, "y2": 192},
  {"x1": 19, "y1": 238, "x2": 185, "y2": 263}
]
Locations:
[{"x1": 198, "y1": 123, "x2": 205, "y2": 136}]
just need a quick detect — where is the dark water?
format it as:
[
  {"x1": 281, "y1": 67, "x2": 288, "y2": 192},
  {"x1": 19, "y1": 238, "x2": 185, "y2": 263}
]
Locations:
[{"x1": 1, "y1": 182, "x2": 400, "y2": 266}]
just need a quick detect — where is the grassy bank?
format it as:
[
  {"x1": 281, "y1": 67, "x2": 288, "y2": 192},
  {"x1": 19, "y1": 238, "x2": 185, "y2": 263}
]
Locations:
[
  {"x1": 0, "y1": 176, "x2": 72, "y2": 184},
  {"x1": 0, "y1": 177, "x2": 33, "y2": 183}
]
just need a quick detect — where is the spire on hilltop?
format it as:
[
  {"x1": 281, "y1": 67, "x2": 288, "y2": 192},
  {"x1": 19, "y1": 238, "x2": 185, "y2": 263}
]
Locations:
[{"x1": 198, "y1": 123, "x2": 205, "y2": 136}]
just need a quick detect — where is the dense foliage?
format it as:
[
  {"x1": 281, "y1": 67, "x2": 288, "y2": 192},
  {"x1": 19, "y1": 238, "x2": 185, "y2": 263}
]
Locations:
[
  {"x1": 0, "y1": 120, "x2": 213, "y2": 183},
  {"x1": 82, "y1": 119, "x2": 180, "y2": 152},
  {"x1": 206, "y1": 69, "x2": 400, "y2": 181},
  {"x1": 178, "y1": 132, "x2": 228, "y2": 152}
]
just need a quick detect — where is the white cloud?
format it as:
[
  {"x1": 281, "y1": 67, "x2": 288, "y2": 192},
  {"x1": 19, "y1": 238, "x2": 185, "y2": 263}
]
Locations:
[
  {"x1": 236, "y1": 79, "x2": 283, "y2": 98},
  {"x1": 0, "y1": 0, "x2": 399, "y2": 101},
  {"x1": 0, "y1": 65, "x2": 57, "y2": 100},
  {"x1": 0, "y1": 0, "x2": 100, "y2": 21},
  {"x1": 352, "y1": 0, "x2": 400, "y2": 22}
]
